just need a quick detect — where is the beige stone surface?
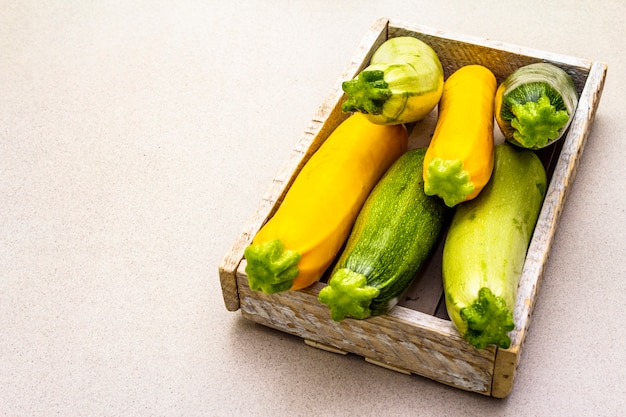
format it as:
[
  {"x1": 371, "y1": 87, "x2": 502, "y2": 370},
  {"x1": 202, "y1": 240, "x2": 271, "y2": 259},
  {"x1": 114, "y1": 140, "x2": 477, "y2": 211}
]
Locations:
[{"x1": 1, "y1": 1, "x2": 624, "y2": 416}]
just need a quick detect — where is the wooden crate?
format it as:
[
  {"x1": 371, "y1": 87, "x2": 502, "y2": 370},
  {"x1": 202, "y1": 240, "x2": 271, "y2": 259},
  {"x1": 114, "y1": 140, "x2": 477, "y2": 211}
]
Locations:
[{"x1": 218, "y1": 18, "x2": 607, "y2": 397}]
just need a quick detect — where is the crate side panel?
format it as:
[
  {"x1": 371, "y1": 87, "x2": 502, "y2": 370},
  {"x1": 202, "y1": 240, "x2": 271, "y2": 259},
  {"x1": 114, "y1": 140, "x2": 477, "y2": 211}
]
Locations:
[
  {"x1": 237, "y1": 262, "x2": 496, "y2": 395},
  {"x1": 388, "y1": 22, "x2": 591, "y2": 95}
]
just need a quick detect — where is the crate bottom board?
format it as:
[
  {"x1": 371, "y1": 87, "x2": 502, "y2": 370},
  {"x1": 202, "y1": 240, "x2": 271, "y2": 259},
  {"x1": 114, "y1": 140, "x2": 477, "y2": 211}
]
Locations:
[
  {"x1": 236, "y1": 262, "x2": 514, "y2": 397},
  {"x1": 302, "y1": 338, "x2": 429, "y2": 376}
]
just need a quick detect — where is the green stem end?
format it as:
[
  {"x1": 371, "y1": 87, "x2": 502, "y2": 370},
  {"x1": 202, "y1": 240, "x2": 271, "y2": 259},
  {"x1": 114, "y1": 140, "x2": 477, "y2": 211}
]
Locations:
[
  {"x1": 243, "y1": 239, "x2": 301, "y2": 294},
  {"x1": 424, "y1": 157, "x2": 474, "y2": 207},
  {"x1": 318, "y1": 268, "x2": 380, "y2": 322},
  {"x1": 459, "y1": 287, "x2": 515, "y2": 349},
  {"x1": 510, "y1": 94, "x2": 570, "y2": 149},
  {"x1": 341, "y1": 70, "x2": 392, "y2": 115}
]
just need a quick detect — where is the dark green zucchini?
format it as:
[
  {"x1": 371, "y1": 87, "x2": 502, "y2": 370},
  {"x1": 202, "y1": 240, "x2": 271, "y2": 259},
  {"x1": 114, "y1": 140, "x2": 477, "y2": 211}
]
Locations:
[{"x1": 318, "y1": 148, "x2": 447, "y2": 321}]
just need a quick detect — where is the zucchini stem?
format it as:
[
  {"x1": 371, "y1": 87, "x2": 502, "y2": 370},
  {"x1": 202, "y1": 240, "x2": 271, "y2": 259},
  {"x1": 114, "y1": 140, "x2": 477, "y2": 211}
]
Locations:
[
  {"x1": 244, "y1": 239, "x2": 301, "y2": 294},
  {"x1": 510, "y1": 94, "x2": 570, "y2": 148},
  {"x1": 341, "y1": 70, "x2": 392, "y2": 115},
  {"x1": 424, "y1": 157, "x2": 475, "y2": 208},
  {"x1": 318, "y1": 268, "x2": 380, "y2": 322},
  {"x1": 459, "y1": 287, "x2": 515, "y2": 349}
]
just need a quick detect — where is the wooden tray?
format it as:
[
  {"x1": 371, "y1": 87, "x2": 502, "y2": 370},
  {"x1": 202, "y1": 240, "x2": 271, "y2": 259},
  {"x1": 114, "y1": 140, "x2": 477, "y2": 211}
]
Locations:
[{"x1": 218, "y1": 18, "x2": 607, "y2": 397}]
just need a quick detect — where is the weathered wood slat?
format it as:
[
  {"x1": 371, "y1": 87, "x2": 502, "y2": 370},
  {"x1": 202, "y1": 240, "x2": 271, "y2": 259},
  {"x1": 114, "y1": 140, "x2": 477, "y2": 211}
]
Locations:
[
  {"x1": 237, "y1": 260, "x2": 496, "y2": 395},
  {"x1": 388, "y1": 19, "x2": 593, "y2": 91}
]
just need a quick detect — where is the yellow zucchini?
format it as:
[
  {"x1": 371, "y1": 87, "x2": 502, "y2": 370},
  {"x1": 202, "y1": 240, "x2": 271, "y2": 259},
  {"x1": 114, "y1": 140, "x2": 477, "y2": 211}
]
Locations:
[
  {"x1": 244, "y1": 113, "x2": 408, "y2": 294},
  {"x1": 341, "y1": 36, "x2": 444, "y2": 125},
  {"x1": 422, "y1": 65, "x2": 497, "y2": 207}
]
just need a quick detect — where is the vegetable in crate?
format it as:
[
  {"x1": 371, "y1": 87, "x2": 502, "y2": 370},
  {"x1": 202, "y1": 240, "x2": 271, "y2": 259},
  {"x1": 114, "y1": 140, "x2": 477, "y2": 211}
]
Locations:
[
  {"x1": 423, "y1": 64, "x2": 497, "y2": 207},
  {"x1": 442, "y1": 142, "x2": 547, "y2": 349},
  {"x1": 341, "y1": 36, "x2": 444, "y2": 125},
  {"x1": 244, "y1": 113, "x2": 408, "y2": 294},
  {"x1": 495, "y1": 62, "x2": 578, "y2": 149},
  {"x1": 318, "y1": 148, "x2": 447, "y2": 321}
]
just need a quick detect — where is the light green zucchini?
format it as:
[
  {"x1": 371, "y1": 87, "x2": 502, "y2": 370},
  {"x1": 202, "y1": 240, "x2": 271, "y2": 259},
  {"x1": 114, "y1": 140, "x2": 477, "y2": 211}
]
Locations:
[{"x1": 442, "y1": 142, "x2": 547, "y2": 349}]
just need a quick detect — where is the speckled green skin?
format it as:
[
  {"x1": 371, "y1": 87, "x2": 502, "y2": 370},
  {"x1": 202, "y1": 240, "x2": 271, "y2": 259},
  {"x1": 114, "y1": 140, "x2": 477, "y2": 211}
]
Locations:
[{"x1": 318, "y1": 148, "x2": 447, "y2": 321}]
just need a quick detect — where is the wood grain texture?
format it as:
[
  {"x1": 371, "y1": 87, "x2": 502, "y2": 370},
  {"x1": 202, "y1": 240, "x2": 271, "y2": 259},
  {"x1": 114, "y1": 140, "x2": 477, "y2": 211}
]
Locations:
[
  {"x1": 388, "y1": 19, "x2": 592, "y2": 91},
  {"x1": 237, "y1": 260, "x2": 497, "y2": 395},
  {"x1": 218, "y1": 18, "x2": 608, "y2": 396}
]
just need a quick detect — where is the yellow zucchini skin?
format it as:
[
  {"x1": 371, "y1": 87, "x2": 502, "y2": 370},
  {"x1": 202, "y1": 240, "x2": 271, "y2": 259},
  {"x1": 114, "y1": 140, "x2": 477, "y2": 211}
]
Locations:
[
  {"x1": 442, "y1": 142, "x2": 547, "y2": 349},
  {"x1": 244, "y1": 113, "x2": 408, "y2": 294},
  {"x1": 423, "y1": 65, "x2": 497, "y2": 207}
]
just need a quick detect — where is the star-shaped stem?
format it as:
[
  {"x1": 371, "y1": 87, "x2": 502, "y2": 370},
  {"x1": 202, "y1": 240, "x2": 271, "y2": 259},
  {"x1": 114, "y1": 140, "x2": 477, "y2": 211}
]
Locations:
[
  {"x1": 341, "y1": 70, "x2": 392, "y2": 115},
  {"x1": 510, "y1": 94, "x2": 570, "y2": 149},
  {"x1": 244, "y1": 239, "x2": 301, "y2": 294},
  {"x1": 460, "y1": 287, "x2": 515, "y2": 349},
  {"x1": 424, "y1": 157, "x2": 474, "y2": 208},
  {"x1": 318, "y1": 268, "x2": 380, "y2": 322}
]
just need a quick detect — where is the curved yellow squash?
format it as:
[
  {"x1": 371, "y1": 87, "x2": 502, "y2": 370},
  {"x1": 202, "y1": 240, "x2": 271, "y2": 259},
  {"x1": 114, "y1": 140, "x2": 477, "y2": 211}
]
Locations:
[
  {"x1": 244, "y1": 113, "x2": 408, "y2": 294},
  {"x1": 422, "y1": 65, "x2": 497, "y2": 207}
]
